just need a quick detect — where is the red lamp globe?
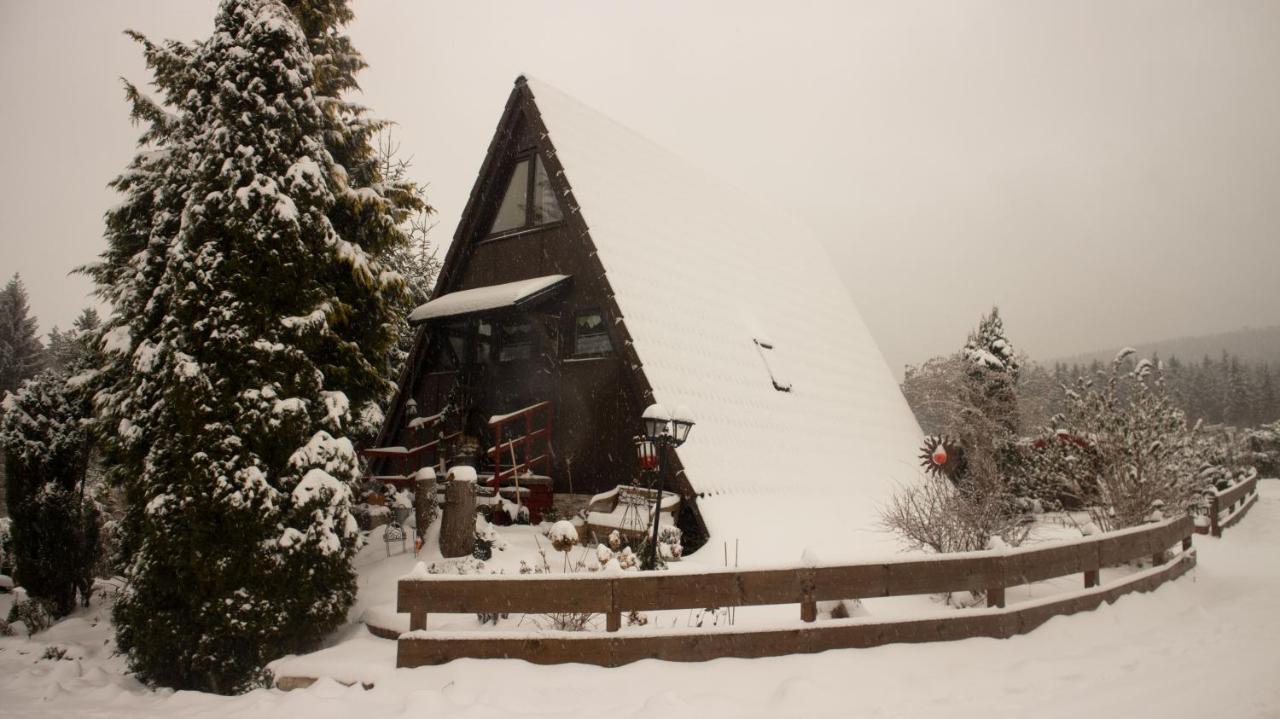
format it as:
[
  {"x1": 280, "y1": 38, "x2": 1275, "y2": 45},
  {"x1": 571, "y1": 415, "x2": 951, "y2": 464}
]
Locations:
[
  {"x1": 635, "y1": 438, "x2": 659, "y2": 471},
  {"x1": 931, "y1": 445, "x2": 948, "y2": 466}
]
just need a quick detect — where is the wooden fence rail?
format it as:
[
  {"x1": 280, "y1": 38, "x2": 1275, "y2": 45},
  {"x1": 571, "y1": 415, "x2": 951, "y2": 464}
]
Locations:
[
  {"x1": 397, "y1": 515, "x2": 1195, "y2": 667},
  {"x1": 1206, "y1": 470, "x2": 1259, "y2": 537}
]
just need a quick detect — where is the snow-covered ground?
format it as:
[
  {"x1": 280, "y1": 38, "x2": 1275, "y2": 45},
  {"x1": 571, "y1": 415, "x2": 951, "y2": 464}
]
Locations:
[{"x1": 3, "y1": 482, "x2": 1278, "y2": 718}]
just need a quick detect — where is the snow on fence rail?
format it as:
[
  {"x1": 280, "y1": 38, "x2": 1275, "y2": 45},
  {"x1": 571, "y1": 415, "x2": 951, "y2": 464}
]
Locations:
[
  {"x1": 1204, "y1": 470, "x2": 1259, "y2": 537},
  {"x1": 397, "y1": 515, "x2": 1195, "y2": 667}
]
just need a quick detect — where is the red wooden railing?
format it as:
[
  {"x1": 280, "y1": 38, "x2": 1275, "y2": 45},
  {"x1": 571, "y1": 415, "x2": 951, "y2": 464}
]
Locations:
[
  {"x1": 487, "y1": 400, "x2": 554, "y2": 488},
  {"x1": 362, "y1": 412, "x2": 460, "y2": 487}
]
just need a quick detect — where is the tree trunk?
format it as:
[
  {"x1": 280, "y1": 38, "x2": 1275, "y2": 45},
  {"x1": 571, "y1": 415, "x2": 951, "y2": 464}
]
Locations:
[{"x1": 440, "y1": 479, "x2": 476, "y2": 559}]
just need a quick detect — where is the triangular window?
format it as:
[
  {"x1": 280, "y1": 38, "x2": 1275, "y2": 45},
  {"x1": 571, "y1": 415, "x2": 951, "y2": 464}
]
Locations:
[{"x1": 488, "y1": 155, "x2": 563, "y2": 236}]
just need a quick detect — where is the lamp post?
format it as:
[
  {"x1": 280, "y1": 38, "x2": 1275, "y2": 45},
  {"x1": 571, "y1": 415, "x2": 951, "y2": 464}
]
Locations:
[{"x1": 639, "y1": 403, "x2": 694, "y2": 569}]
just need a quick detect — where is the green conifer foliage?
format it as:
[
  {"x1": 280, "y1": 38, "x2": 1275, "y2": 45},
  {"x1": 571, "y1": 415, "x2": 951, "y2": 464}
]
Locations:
[
  {"x1": 0, "y1": 275, "x2": 45, "y2": 396},
  {"x1": 0, "y1": 370, "x2": 98, "y2": 617},
  {"x1": 89, "y1": 0, "x2": 396, "y2": 692},
  {"x1": 283, "y1": 0, "x2": 429, "y2": 426}
]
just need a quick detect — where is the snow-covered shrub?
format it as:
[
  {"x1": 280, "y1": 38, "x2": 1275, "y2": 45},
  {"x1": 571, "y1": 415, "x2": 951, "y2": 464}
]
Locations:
[
  {"x1": 881, "y1": 465, "x2": 1028, "y2": 555},
  {"x1": 7, "y1": 592, "x2": 53, "y2": 635},
  {"x1": 0, "y1": 618, "x2": 13, "y2": 636},
  {"x1": 1243, "y1": 422, "x2": 1280, "y2": 476},
  {"x1": 0, "y1": 370, "x2": 100, "y2": 616},
  {"x1": 0, "y1": 517, "x2": 12, "y2": 577},
  {"x1": 658, "y1": 525, "x2": 683, "y2": 560},
  {"x1": 1052, "y1": 350, "x2": 1207, "y2": 531},
  {"x1": 473, "y1": 515, "x2": 504, "y2": 561}
]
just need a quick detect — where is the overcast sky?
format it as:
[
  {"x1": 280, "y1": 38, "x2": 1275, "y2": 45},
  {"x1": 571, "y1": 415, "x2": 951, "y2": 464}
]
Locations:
[{"x1": 2, "y1": 0, "x2": 1278, "y2": 375}]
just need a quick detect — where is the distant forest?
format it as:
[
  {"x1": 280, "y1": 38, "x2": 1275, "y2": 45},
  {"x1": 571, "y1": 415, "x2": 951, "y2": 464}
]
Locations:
[
  {"x1": 1022, "y1": 352, "x2": 1279, "y2": 430},
  {"x1": 905, "y1": 322, "x2": 1280, "y2": 437}
]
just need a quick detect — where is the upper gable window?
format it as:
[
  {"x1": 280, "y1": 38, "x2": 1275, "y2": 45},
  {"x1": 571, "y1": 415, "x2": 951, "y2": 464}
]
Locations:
[{"x1": 488, "y1": 155, "x2": 564, "y2": 236}]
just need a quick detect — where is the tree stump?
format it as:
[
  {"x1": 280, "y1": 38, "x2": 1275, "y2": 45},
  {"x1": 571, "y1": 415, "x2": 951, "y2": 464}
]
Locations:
[
  {"x1": 414, "y1": 469, "x2": 437, "y2": 542},
  {"x1": 440, "y1": 470, "x2": 476, "y2": 559}
]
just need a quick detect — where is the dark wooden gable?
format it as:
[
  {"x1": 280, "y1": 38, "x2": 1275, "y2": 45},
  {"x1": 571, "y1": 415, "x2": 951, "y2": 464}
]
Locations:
[{"x1": 374, "y1": 78, "x2": 698, "y2": 520}]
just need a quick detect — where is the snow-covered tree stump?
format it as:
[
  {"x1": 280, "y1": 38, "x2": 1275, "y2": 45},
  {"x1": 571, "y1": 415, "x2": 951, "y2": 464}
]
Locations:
[{"x1": 440, "y1": 468, "x2": 476, "y2": 559}]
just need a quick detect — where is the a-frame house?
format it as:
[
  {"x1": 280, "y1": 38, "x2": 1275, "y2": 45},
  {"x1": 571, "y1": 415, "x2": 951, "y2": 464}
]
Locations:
[{"x1": 369, "y1": 77, "x2": 924, "y2": 563}]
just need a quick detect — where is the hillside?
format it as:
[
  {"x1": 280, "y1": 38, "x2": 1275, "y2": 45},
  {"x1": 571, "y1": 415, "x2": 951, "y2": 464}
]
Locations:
[{"x1": 1049, "y1": 325, "x2": 1280, "y2": 368}]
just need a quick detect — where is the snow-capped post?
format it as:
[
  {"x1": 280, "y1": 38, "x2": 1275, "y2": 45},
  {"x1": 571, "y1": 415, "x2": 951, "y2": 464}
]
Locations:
[
  {"x1": 440, "y1": 467, "x2": 477, "y2": 558},
  {"x1": 413, "y1": 466, "x2": 437, "y2": 550},
  {"x1": 639, "y1": 403, "x2": 694, "y2": 570}
]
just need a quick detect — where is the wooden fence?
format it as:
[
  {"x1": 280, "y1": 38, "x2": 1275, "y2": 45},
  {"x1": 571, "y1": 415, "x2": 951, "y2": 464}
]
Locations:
[
  {"x1": 397, "y1": 515, "x2": 1194, "y2": 667},
  {"x1": 1205, "y1": 470, "x2": 1259, "y2": 537}
]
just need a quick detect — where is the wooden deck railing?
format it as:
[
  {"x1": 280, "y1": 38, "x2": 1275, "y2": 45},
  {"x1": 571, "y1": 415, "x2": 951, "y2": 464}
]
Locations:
[
  {"x1": 1205, "y1": 470, "x2": 1259, "y2": 537},
  {"x1": 361, "y1": 413, "x2": 460, "y2": 487},
  {"x1": 487, "y1": 400, "x2": 554, "y2": 487},
  {"x1": 397, "y1": 515, "x2": 1195, "y2": 667}
]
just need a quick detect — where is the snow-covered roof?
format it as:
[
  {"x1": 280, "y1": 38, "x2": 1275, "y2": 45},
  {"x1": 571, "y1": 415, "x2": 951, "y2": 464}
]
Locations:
[
  {"x1": 525, "y1": 79, "x2": 925, "y2": 563},
  {"x1": 408, "y1": 274, "x2": 570, "y2": 324}
]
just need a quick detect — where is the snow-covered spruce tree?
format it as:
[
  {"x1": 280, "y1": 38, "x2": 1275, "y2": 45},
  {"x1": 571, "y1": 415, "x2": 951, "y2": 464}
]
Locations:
[
  {"x1": 284, "y1": 0, "x2": 429, "y2": 431},
  {"x1": 0, "y1": 275, "x2": 45, "y2": 396},
  {"x1": 90, "y1": 0, "x2": 402, "y2": 693},
  {"x1": 0, "y1": 370, "x2": 99, "y2": 616},
  {"x1": 962, "y1": 306, "x2": 1020, "y2": 434}
]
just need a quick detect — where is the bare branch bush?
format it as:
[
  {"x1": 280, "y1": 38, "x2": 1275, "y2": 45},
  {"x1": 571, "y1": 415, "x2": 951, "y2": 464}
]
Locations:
[
  {"x1": 885, "y1": 355, "x2": 1030, "y2": 552},
  {"x1": 1056, "y1": 351, "x2": 1207, "y2": 532}
]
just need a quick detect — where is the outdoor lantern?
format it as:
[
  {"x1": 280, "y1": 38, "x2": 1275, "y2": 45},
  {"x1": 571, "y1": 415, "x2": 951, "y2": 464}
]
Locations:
[
  {"x1": 635, "y1": 437, "x2": 659, "y2": 471},
  {"x1": 405, "y1": 398, "x2": 418, "y2": 417},
  {"x1": 642, "y1": 403, "x2": 672, "y2": 440},
  {"x1": 670, "y1": 404, "x2": 695, "y2": 446}
]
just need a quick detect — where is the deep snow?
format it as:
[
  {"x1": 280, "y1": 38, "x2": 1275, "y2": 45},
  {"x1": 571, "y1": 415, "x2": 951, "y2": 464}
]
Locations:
[{"x1": 2, "y1": 481, "x2": 1277, "y2": 718}]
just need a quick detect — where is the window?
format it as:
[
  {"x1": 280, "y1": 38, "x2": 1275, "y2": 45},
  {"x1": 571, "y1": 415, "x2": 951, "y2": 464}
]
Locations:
[
  {"x1": 574, "y1": 310, "x2": 612, "y2": 355},
  {"x1": 487, "y1": 155, "x2": 563, "y2": 236},
  {"x1": 753, "y1": 338, "x2": 792, "y2": 392},
  {"x1": 498, "y1": 320, "x2": 534, "y2": 362},
  {"x1": 429, "y1": 320, "x2": 493, "y2": 370}
]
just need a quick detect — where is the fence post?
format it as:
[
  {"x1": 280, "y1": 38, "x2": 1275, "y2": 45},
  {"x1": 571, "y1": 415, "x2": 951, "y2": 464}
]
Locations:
[
  {"x1": 409, "y1": 608, "x2": 426, "y2": 632},
  {"x1": 985, "y1": 587, "x2": 1006, "y2": 608},
  {"x1": 800, "y1": 569, "x2": 817, "y2": 622},
  {"x1": 606, "y1": 579, "x2": 621, "y2": 633},
  {"x1": 1083, "y1": 569, "x2": 1099, "y2": 589},
  {"x1": 1210, "y1": 493, "x2": 1222, "y2": 537}
]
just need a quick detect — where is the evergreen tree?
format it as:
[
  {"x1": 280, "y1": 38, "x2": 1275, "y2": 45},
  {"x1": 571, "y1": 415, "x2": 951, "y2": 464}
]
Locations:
[
  {"x1": 44, "y1": 308, "x2": 101, "y2": 374},
  {"x1": 89, "y1": 0, "x2": 400, "y2": 692},
  {"x1": 962, "y1": 306, "x2": 1021, "y2": 433},
  {"x1": 283, "y1": 0, "x2": 430, "y2": 429},
  {"x1": 375, "y1": 132, "x2": 439, "y2": 388},
  {"x1": 1223, "y1": 354, "x2": 1253, "y2": 426},
  {"x1": 0, "y1": 370, "x2": 99, "y2": 616},
  {"x1": 1257, "y1": 365, "x2": 1277, "y2": 424},
  {"x1": 0, "y1": 275, "x2": 45, "y2": 396}
]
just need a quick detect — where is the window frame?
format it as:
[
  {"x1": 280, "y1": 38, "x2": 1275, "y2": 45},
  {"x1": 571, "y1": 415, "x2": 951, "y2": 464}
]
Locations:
[
  {"x1": 485, "y1": 152, "x2": 565, "y2": 239},
  {"x1": 572, "y1": 308, "x2": 614, "y2": 357}
]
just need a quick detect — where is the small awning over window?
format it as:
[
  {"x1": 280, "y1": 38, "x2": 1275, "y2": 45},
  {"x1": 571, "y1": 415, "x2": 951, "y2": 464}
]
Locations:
[{"x1": 408, "y1": 274, "x2": 571, "y2": 324}]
